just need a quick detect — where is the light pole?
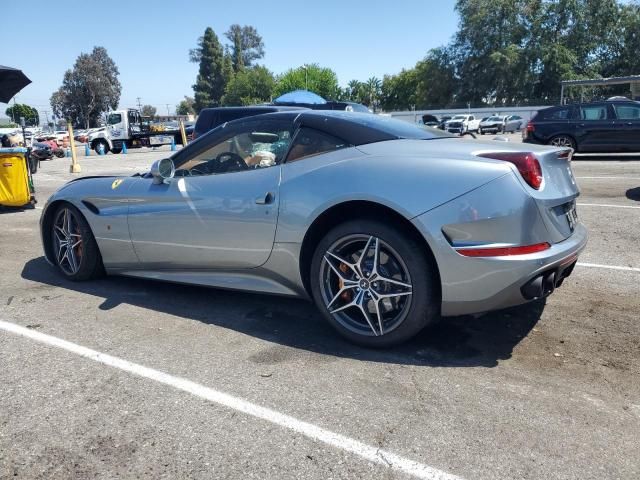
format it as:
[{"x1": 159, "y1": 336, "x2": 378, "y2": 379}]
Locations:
[{"x1": 302, "y1": 64, "x2": 308, "y2": 90}]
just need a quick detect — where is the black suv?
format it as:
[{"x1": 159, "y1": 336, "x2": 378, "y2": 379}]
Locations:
[
  {"x1": 193, "y1": 106, "x2": 305, "y2": 140},
  {"x1": 523, "y1": 100, "x2": 640, "y2": 152}
]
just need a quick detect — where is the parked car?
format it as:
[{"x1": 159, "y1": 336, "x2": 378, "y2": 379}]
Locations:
[
  {"x1": 193, "y1": 106, "x2": 306, "y2": 140},
  {"x1": 40, "y1": 111, "x2": 586, "y2": 347},
  {"x1": 444, "y1": 114, "x2": 480, "y2": 134},
  {"x1": 420, "y1": 114, "x2": 440, "y2": 128},
  {"x1": 505, "y1": 115, "x2": 524, "y2": 132},
  {"x1": 437, "y1": 116, "x2": 451, "y2": 130},
  {"x1": 272, "y1": 89, "x2": 370, "y2": 113},
  {"x1": 478, "y1": 116, "x2": 507, "y2": 134},
  {"x1": 523, "y1": 100, "x2": 640, "y2": 152},
  {"x1": 479, "y1": 115, "x2": 524, "y2": 134}
]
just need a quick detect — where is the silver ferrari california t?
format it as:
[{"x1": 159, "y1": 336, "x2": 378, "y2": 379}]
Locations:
[{"x1": 40, "y1": 111, "x2": 587, "y2": 347}]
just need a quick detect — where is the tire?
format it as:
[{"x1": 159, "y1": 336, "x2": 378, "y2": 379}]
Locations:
[
  {"x1": 548, "y1": 134, "x2": 576, "y2": 150},
  {"x1": 93, "y1": 140, "x2": 110, "y2": 154},
  {"x1": 111, "y1": 147, "x2": 122, "y2": 154},
  {"x1": 479, "y1": 128, "x2": 485, "y2": 135},
  {"x1": 50, "y1": 203, "x2": 104, "y2": 281},
  {"x1": 309, "y1": 219, "x2": 439, "y2": 348}
]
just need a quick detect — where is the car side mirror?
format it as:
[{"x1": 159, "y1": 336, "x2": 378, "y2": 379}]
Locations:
[{"x1": 150, "y1": 158, "x2": 175, "y2": 184}]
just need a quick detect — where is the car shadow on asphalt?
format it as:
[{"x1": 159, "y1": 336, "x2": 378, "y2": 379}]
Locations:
[
  {"x1": 626, "y1": 187, "x2": 640, "y2": 201},
  {"x1": 22, "y1": 256, "x2": 545, "y2": 368}
]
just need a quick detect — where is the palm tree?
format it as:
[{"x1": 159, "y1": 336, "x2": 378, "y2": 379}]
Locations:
[
  {"x1": 347, "y1": 79, "x2": 361, "y2": 101},
  {"x1": 366, "y1": 77, "x2": 382, "y2": 111}
]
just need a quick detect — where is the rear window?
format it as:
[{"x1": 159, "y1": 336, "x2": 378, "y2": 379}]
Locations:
[{"x1": 613, "y1": 104, "x2": 640, "y2": 119}]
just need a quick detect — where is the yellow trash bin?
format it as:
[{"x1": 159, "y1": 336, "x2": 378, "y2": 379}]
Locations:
[{"x1": 0, "y1": 147, "x2": 34, "y2": 208}]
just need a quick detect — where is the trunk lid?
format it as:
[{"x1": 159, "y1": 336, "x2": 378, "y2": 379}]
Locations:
[{"x1": 467, "y1": 140, "x2": 580, "y2": 242}]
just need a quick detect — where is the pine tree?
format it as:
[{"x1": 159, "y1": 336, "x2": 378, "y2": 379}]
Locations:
[{"x1": 191, "y1": 28, "x2": 230, "y2": 112}]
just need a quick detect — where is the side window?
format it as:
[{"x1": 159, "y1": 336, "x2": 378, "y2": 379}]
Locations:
[
  {"x1": 546, "y1": 108, "x2": 570, "y2": 120},
  {"x1": 286, "y1": 128, "x2": 351, "y2": 163},
  {"x1": 580, "y1": 105, "x2": 609, "y2": 120},
  {"x1": 174, "y1": 120, "x2": 292, "y2": 176},
  {"x1": 613, "y1": 104, "x2": 640, "y2": 120}
]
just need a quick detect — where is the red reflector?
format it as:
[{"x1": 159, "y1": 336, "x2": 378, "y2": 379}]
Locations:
[
  {"x1": 456, "y1": 242, "x2": 551, "y2": 257},
  {"x1": 477, "y1": 151, "x2": 543, "y2": 189}
]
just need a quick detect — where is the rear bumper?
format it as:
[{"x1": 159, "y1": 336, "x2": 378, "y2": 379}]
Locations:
[
  {"x1": 412, "y1": 171, "x2": 588, "y2": 317},
  {"x1": 438, "y1": 223, "x2": 588, "y2": 316}
]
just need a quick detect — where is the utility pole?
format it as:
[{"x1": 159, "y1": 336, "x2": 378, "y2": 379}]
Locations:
[
  {"x1": 165, "y1": 104, "x2": 171, "y2": 117},
  {"x1": 136, "y1": 97, "x2": 142, "y2": 112}
]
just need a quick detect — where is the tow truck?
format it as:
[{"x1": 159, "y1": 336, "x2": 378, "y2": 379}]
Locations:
[{"x1": 87, "y1": 109, "x2": 185, "y2": 154}]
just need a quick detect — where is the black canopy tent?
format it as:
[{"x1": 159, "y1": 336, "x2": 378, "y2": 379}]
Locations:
[{"x1": 0, "y1": 65, "x2": 32, "y2": 104}]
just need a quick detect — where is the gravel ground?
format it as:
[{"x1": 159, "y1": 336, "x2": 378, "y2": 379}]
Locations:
[{"x1": 1, "y1": 143, "x2": 638, "y2": 480}]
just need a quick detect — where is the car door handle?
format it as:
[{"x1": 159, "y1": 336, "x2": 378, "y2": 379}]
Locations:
[{"x1": 255, "y1": 192, "x2": 275, "y2": 205}]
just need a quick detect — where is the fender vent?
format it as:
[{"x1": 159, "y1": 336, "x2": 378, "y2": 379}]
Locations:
[{"x1": 81, "y1": 200, "x2": 100, "y2": 215}]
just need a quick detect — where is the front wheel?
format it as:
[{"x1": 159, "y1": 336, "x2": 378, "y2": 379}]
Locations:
[
  {"x1": 93, "y1": 140, "x2": 110, "y2": 154},
  {"x1": 50, "y1": 204, "x2": 104, "y2": 281},
  {"x1": 310, "y1": 220, "x2": 439, "y2": 347}
]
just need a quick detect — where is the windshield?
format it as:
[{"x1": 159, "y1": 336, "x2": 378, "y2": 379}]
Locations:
[
  {"x1": 451, "y1": 115, "x2": 466, "y2": 120},
  {"x1": 487, "y1": 116, "x2": 502, "y2": 121}
]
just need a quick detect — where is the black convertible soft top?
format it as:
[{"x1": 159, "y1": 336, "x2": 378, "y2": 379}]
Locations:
[{"x1": 289, "y1": 110, "x2": 453, "y2": 146}]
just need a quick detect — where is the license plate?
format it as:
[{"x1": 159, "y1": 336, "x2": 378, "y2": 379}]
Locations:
[{"x1": 565, "y1": 203, "x2": 578, "y2": 231}]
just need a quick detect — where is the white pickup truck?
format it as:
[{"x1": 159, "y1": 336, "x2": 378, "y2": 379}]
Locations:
[{"x1": 444, "y1": 115, "x2": 481, "y2": 134}]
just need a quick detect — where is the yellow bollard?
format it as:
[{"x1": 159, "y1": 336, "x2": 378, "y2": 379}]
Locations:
[
  {"x1": 67, "y1": 122, "x2": 81, "y2": 173},
  {"x1": 179, "y1": 119, "x2": 188, "y2": 148}
]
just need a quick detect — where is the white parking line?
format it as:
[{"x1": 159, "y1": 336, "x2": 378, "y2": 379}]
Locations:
[
  {"x1": 0, "y1": 320, "x2": 462, "y2": 480},
  {"x1": 577, "y1": 203, "x2": 640, "y2": 209},
  {"x1": 577, "y1": 262, "x2": 640, "y2": 273},
  {"x1": 575, "y1": 176, "x2": 640, "y2": 180}
]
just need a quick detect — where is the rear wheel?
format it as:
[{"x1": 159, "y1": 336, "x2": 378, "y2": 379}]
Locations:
[
  {"x1": 51, "y1": 204, "x2": 103, "y2": 281},
  {"x1": 310, "y1": 220, "x2": 439, "y2": 347},
  {"x1": 111, "y1": 147, "x2": 122, "y2": 154},
  {"x1": 548, "y1": 134, "x2": 576, "y2": 150}
]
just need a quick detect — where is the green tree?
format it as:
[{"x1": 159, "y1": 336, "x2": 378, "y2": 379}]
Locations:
[
  {"x1": 5, "y1": 103, "x2": 39, "y2": 126},
  {"x1": 222, "y1": 66, "x2": 275, "y2": 106},
  {"x1": 224, "y1": 24, "x2": 265, "y2": 72},
  {"x1": 415, "y1": 48, "x2": 457, "y2": 108},
  {"x1": 601, "y1": 2, "x2": 640, "y2": 78},
  {"x1": 176, "y1": 96, "x2": 196, "y2": 115},
  {"x1": 50, "y1": 46, "x2": 121, "y2": 128},
  {"x1": 141, "y1": 105, "x2": 157, "y2": 117},
  {"x1": 190, "y1": 27, "x2": 232, "y2": 112},
  {"x1": 274, "y1": 64, "x2": 340, "y2": 100}
]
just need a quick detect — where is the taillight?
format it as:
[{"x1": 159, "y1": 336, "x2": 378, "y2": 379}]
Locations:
[
  {"x1": 526, "y1": 121, "x2": 535, "y2": 132},
  {"x1": 456, "y1": 242, "x2": 551, "y2": 257},
  {"x1": 477, "y1": 152, "x2": 543, "y2": 189}
]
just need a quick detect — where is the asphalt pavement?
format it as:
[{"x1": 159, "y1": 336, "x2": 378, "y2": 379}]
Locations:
[{"x1": 1, "y1": 144, "x2": 638, "y2": 480}]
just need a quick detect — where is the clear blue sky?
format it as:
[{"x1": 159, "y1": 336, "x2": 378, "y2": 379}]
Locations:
[{"x1": 1, "y1": 0, "x2": 458, "y2": 119}]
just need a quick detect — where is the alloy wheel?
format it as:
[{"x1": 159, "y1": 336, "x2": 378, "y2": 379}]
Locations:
[
  {"x1": 319, "y1": 234, "x2": 413, "y2": 337},
  {"x1": 550, "y1": 135, "x2": 574, "y2": 148},
  {"x1": 52, "y1": 207, "x2": 84, "y2": 275}
]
